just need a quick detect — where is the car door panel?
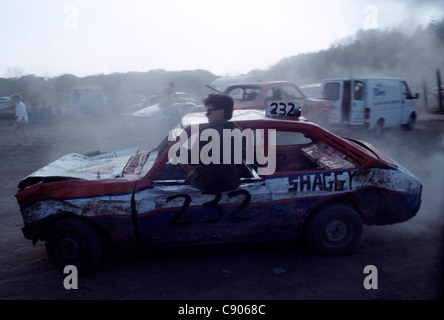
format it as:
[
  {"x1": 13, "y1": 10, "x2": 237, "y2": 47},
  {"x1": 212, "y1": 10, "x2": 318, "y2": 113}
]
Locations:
[{"x1": 134, "y1": 179, "x2": 272, "y2": 245}]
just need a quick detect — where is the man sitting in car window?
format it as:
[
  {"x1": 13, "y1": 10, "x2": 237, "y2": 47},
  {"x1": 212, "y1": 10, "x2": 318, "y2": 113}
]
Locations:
[{"x1": 184, "y1": 94, "x2": 244, "y2": 193}]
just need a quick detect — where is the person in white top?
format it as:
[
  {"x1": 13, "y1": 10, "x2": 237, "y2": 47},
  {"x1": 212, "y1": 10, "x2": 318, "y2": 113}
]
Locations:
[{"x1": 12, "y1": 93, "x2": 31, "y2": 146}]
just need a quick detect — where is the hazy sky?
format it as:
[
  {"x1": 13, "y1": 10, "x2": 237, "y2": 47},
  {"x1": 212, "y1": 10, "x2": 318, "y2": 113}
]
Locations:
[{"x1": 1, "y1": 0, "x2": 443, "y2": 78}]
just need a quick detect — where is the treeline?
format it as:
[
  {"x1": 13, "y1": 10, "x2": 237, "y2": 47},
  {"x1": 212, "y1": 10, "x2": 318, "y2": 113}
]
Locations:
[
  {"x1": 256, "y1": 17, "x2": 444, "y2": 91},
  {"x1": 1, "y1": 17, "x2": 443, "y2": 109},
  {"x1": 0, "y1": 69, "x2": 217, "y2": 111}
]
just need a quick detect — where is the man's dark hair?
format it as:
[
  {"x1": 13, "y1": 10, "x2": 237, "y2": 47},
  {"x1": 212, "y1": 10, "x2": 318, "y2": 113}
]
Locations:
[
  {"x1": 11, "y1": 93, "x2": 21, "y2": 100},
  {"x1": 203, "y1": 94, "x2": 234, "y2": 119}
]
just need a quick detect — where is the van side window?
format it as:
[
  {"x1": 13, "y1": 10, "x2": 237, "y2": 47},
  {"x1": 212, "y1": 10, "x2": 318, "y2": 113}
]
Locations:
[
  {"x1": 354, "y1": 81, "x2": 364, "y2": 100},
  {"x1": 323, "y1": 83, "x2": 340, "y2": 100}
]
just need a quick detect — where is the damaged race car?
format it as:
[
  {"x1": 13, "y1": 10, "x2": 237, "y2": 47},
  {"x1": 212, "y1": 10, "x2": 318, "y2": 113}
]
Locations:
[{"x1": 16, "y1": 108, "x2": 422, "y2": 274}]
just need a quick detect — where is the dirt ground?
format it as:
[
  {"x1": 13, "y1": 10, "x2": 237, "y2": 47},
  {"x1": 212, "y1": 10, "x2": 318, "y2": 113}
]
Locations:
[{"x1": 0, "y1": 109, "x2": 443, "y2": 302}]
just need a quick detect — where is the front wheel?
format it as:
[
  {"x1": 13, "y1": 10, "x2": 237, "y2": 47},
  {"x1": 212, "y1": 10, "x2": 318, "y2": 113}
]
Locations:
[
  {"x1": 306, "y1": 203, "x2": 363, "y2": 256},
  {"x1": 402, "y1": 114, "x2": 415, "y2": 130},
  {"x1": 45, "y1": 218, "x2": 102, "y2": 274}
]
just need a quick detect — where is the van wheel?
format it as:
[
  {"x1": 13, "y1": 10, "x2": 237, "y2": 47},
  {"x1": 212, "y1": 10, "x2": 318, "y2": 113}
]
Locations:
[
  {"x1": 402, "y1": 114, "x2": 415, "y2": 130},
  {"x1": 45, "y1": 218, "x2": 102, "y2": 275},
  {"x1": 306, "y1": 203, "x2": 363, "y2": 256},
  {"x1": 374, "y1": 119, "x2": 384, "y2": 136}
]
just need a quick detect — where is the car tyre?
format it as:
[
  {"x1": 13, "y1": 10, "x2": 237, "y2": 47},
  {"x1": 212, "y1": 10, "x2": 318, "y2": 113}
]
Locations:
[
  {"x1": 374, "y1": 119, "x2": 384, "y2": 137},
  {"x1": 306, "y1": 203, "x2": 362, "y2": 256},
  {"x1": 45, "y1": 218, "x2": 102, "y2": 274}
]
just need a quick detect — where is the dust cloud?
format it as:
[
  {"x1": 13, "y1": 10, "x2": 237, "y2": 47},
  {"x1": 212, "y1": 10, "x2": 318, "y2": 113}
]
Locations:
[{"x1": 349, "y1": 115, "x2": 444, "y2": 245}]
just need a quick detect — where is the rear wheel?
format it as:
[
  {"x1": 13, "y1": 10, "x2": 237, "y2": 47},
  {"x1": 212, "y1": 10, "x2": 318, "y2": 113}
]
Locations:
[
  {"x1": 306, "y1": 203, "x2": 362, "y2": 256},
  {"x1": 45, "y1": 218, "x2": 102, "y2": 274},
  {"x1": 374, "y1": 119, "x2": 384, "y2": 136}
]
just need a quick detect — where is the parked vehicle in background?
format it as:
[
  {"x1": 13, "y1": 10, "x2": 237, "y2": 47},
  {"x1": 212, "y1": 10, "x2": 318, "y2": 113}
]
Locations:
[
  {"x1": 207, "y1": 75, "x2": 262, "y2": 93},
  {"x1": 121, "y1": 95, "x2": 196, "y2": 139},
  {"x1": 321, "y1": 78, "x2": 419, "y2": 134},
  {"x1": 195, "y1": 81, "x2": 333, "y2": 125},
  {"x1": 70, "y1": 86, "x2": 107, "y2": 116},
  {"x1": 0, "y1": 96, "x2": 12, "y2": 110},
  {"x1": 142, "y1": 92, "x2": 197, "y2": 110}
]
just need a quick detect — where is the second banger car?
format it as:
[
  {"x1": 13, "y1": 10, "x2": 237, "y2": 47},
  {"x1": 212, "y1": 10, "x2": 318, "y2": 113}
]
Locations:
[
  {"x1": 195, "y1": 81, "x2": 334, "y2": 125},
  {"x1": 16, "y1": 109, "x2": 422, "y2": 274}
]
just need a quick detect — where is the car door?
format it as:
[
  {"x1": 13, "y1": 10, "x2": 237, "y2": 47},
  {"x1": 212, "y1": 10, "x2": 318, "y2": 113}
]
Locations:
[
  {"x1": 322, "y1": 80, "x2": 342, "y2": 124},
  {"x1": 282, "y1": 84, "x2": 306, "y2": 115},
  {"x1": 263, "y1": 129, "x2": 319, "y2": 237},
  {"x1": 264, "y1": 85, "x2": 283, "y2": 109},
  {"x1": 133, "y1": 160, "x2": 273, "y2": 245}
]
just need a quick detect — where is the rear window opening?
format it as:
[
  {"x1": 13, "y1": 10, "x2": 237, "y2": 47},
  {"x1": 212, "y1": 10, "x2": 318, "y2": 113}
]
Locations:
[
  {"x1": 301, "y1": 141, "x2": 359, "y2": 170},
  {"x1": 225, "y1": 86, "x2": 261, "y2": 100},
  {"x1": 270, "y1": 131, "x2": 360, "y2": 174}
]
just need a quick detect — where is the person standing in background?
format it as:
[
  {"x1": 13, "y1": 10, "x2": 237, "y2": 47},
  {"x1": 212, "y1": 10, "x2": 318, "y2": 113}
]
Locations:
[{"x1": 12, "y1": 93, "x2": 31, "y2": 146}]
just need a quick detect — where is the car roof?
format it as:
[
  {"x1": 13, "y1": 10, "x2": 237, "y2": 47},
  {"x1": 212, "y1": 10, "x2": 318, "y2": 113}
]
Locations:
[
  {"x1": 224, "y1": 80, "x2": 296, "y2": 89},
  {"x1": 181, "y1": 109, "x2": 311, "y2": 128},
  {"x1": 322, "y1": 77, "x2": 403, "y2": 82},
  {"x1": 180, "y1": 110, "x2": 385, "y2": 165}
]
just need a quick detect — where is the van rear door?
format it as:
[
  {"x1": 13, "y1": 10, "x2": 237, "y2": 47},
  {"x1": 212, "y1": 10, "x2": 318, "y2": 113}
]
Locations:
[
  {"x1": 349, "y1": 80, "x2": 365, "y2": 125},
  {"x1": 322, "y1": 80, "x2": 342, "y2": 124}
]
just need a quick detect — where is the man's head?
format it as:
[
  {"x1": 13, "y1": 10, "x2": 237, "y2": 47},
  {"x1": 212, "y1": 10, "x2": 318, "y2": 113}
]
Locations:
[
  {"x1": 11, "y1": 93, "x2": 21, "y2": 103},
  {"x1": 203, "y1": 94, "x2": 234, "y2": 122}
]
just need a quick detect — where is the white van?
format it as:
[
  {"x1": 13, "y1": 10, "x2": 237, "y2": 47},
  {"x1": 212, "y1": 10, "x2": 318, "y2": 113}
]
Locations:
[
  {"x1": 0, "y1": 96, "x2": 12, "y2": 110},
  {"x1": 321, "y1": 78, "x2": 419, "y2": 133}
]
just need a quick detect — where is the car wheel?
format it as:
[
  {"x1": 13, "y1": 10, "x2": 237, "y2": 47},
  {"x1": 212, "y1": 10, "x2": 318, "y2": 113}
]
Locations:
[
  {"x1": 45, "y1": 218, "x2": 102, "y2": 274},
  {"x1": 306, "y1": 203, "x2": 363, "y2": 256}
]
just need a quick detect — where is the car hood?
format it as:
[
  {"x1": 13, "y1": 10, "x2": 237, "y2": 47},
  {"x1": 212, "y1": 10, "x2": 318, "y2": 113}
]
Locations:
[
  {"x1": 18, "y1": 147, "x2": 139, "y2": 189},
  {"x1": 306, "y1": 97, "x2": 334, "y2": 106},
  {"x1": 123, "y1": 102, "x2": 195, "y2": 119}
]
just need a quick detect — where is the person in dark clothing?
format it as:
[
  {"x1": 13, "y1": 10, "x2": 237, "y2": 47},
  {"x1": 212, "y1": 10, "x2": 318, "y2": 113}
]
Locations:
[
  {"x1": 184, "y1": 94, "x2": 244, "y2": 193},
  {"x1": 158, "y1": 81, "x2": 179, "y2": 108}
]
